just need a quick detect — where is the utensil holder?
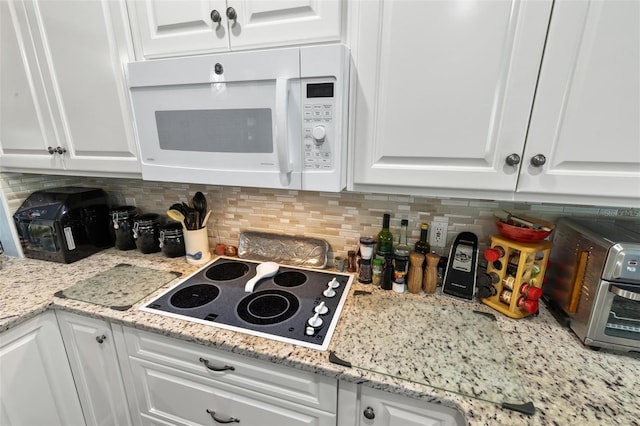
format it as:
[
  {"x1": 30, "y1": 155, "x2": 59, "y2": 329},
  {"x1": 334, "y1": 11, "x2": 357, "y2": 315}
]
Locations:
[{"x1": 183, "y1": 227, "x2": 211, "y2": 265}]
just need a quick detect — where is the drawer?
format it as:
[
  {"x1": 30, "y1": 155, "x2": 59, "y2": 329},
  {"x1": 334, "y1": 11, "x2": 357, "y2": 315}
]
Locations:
[
  {"x1": 121, "y1": 326, "x2": 336, "y2": 412},
  {"x1": 129, "y1": 357, "x2": 336, "y2": 426}
]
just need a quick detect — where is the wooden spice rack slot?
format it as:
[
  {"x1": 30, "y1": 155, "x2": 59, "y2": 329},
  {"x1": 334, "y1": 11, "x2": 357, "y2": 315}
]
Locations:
[{"x1": 481, "y1": 234, "x2": 553, "y2": 319}]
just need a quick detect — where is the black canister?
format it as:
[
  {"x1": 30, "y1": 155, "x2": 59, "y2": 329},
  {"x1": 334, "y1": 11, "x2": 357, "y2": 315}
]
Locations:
[
  {"x1": 110, "y1": 205, "x2": 138, "y2": 250},
  {"x1": 133, "y1": 213, "x2": 161, "y2": 254},
  {"x1": 159, "y1": 222, "x2": 185, "y2": 258}
]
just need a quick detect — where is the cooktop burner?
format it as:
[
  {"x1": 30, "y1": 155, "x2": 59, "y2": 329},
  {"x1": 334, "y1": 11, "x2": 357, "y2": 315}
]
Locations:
[{"x1": 140, "y1": 257, "x2": 353, "y2": 350}]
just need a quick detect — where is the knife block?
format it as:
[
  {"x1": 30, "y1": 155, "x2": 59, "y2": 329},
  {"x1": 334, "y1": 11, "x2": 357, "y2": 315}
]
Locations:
[{"x1": 481, "y1": 235, "x2": 552, "y2": 319}]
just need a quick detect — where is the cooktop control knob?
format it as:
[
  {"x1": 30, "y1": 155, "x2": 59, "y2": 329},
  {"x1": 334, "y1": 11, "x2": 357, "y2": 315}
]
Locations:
[
  {"x1": 314, "y1": 301, "x2": 329, "y2": 315},
  {"x1": 312, "y1": 125, "x2": 326, "y2": 144},
  {"x1": 328, "y1": 277, "x2": 340, "y2": 288},
  {"x1": 323, "y1": 282, "x2": 336, "y2": 298},
  {"x1": 305, "y1": 312, "x2": 324, "y2": 336}
]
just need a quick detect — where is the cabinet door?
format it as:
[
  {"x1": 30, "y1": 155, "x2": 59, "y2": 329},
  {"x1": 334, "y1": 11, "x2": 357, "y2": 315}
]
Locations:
[
  {"x1": 29, "y1": 0, "x2": 141, "y2": 175},
  {"x1": 349, "y1": 0, "x2": 551, "y2": 196},
  {"x1": 127, "y1": 0, "x2": 229, "y2": 59},
  {"x1": 0, "y1": 0, "x2": 62, "y2": 170},
  {"x1": 0, "y1": 312, "x2": 85, "y2": 426},
  {"x1": 227, "y1": 0, "x2": 342, "y2": 50},
  {"x1": 56, "y1": 311, "x2": 133, "y2": 426},
  {"x1": 517, "y1": 1, "x2": 640, "y2": 206},
  {"x1": 358, "y1": 386, "x2": 465, "y2": 426}
]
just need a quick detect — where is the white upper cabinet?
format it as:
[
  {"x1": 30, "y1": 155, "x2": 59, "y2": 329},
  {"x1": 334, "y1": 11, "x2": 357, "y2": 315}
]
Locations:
[
  {"x1": 349, "y1": 0, "x2": 640, "y2": 207},
  {"x1": 0, "y1": 0, "x2": 140, "y2": 176},
  {"x1": 127, "y1": 0, "x2": 343, "y2": 59},
  {"x1": 517, "y1": 0, "x2": 640, "y2": 205},
  {"x1": 348, "y1": 0, "x2": 552, "y2": 198}
]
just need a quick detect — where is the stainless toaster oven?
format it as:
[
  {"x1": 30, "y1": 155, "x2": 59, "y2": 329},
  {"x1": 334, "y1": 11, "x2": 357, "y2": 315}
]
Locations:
[{"x1": 544, "y1": 217, "x2": 640, "y2": 352}]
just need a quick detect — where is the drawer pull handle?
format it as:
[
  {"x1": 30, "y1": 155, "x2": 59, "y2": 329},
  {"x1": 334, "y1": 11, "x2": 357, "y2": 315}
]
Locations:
[
  {"x1": 206, "y1": 409, "x2": 239, "y2": 423},
  {"x1": 199, "y1": 357, "x2": 235, "y2": 372}
]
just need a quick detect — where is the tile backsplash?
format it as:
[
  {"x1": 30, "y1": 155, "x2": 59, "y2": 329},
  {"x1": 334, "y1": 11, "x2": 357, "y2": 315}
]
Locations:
[{"x1": 2, "y1": 172, "x2": 638, "y2": 261}]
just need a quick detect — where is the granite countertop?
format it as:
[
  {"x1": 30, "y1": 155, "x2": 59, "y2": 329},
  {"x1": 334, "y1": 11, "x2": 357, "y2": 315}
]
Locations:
[{"x1": 1, "y1": 249, "x2": 639, "y2": 426}]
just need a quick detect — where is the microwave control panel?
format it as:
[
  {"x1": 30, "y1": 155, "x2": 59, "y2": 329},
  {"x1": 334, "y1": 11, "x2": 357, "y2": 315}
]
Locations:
[{"x1": 302, "y1": 80, "x2": 336, "y2": 170}]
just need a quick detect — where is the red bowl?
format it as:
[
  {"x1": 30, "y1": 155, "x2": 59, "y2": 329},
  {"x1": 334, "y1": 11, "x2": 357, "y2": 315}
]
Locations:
[{"x1": 495, "y1": 217, "x2": 554, "y2": 243}]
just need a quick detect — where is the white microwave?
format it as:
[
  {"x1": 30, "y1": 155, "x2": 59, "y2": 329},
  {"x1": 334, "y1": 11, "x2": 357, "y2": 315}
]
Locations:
[{"x1": 127, "y1": 44, "x2": 349, "y2": 192}]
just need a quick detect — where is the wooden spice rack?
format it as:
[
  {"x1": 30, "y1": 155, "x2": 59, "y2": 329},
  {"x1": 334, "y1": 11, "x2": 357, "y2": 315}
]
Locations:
[{"x1": 481, "y1": 234, "x2": 553, "y2": 319}]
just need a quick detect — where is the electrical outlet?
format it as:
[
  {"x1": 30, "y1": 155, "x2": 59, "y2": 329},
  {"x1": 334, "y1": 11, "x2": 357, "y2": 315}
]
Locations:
[{"x1": 430, "y1": 221, "x2": 448, "y2": 248}]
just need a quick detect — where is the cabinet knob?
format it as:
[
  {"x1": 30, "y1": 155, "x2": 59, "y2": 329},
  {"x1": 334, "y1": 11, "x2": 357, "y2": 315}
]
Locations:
[
  {"x1": 226, "y1": 7, "x2": 237, "y2": 21},
  {"x1": 48, "y1": 146, "x2": 56, "y2": 155},
  {"x1": 210, "y1": 9, "x2": 221, "y2": 24},
  {"x1": 95, "y1": 335, "x2": 107, "y2": 344},
  {"x1": 530, "y1": 154, "x2": 546, "y2": 167},
  {"x1": 505, "y1": 153, "x2": 521, "y2": 166},
  {"x1": 56, "y1": 146, "x2": 67, "y2": 155},
  {"x1": 206, "y1": 409, "x2": 239, "y2": 423},
  {"x1": 363, "y1": 406, "x2": 375, "y2": 420}
]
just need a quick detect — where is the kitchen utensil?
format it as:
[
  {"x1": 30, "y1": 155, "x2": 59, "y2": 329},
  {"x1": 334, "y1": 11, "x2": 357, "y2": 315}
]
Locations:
[
  {"x1": 494, "y1": 210, "x2": 552, "y2": 231},
  {"x1": 192, "y1": 192, "x2": 207, "y2": 227},
  {"x1": 407, "y1": 252, "x2": 424, "y2": 294},
  {"x1": 357, "y1": 237, "x2": 375, "y2": 284},
  {"x1": 442, "y1": 232, "x2": 478, "y2": 300},
  {"x1": 166, "y1": 209, "x2": 187, "y2": 230},
  {"x1": 495, "y1": 218, "x2": 554, "y2": 243},
  {"x1": 186, "y1": 210, "x2": 200, "y2": 231},
  {"x1": 423, "y1": 252, "x2": 440, "y2": 294},
  {"x1": 244, "y1": 261, "x2": 279, "y2": 292},
  {"x1": 201, "y1": 210, "x2": 212, "y2": 227}
]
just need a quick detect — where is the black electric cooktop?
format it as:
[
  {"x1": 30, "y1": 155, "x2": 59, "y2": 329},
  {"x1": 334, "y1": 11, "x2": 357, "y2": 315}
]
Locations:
[{"x1": 140, "y1": 257, "x2": 353, "y2": 350}]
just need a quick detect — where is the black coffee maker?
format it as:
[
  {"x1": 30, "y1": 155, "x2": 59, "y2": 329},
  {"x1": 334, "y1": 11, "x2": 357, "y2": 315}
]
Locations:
[{"x1": 13, "y1": 187, "x2": 113, "y2": 263}]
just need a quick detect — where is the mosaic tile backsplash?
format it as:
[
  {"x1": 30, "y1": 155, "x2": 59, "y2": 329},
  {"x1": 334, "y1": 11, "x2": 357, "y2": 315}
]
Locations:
[{"x1": 1, "y1": 172, "x2": 637, "y2": 262}]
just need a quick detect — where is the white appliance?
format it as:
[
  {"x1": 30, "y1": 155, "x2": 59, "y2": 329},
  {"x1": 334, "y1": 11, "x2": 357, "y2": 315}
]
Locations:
[{"x1": 127, "y1": 44, "x2": 349, "y2": 191}]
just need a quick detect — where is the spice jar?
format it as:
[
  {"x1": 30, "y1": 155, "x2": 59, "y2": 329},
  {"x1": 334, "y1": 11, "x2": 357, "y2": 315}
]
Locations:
[
  {"x1": 159, "y1": 222, "x2": 185, "y2": 258},
  {"x1": 372, "y1": 258, "x2": 383, "y2": 286},
  {"x1": 133, "y1": 213, "x2": 161, "y2": 254},
  {"x1": 110, "y1": 205, "x2": 138, "y2": 250}
]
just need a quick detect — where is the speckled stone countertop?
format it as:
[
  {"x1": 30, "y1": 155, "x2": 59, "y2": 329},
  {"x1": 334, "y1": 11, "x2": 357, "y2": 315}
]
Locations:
[{"x1": 1, "y1": 249, "x2": 639, "y2": 426}]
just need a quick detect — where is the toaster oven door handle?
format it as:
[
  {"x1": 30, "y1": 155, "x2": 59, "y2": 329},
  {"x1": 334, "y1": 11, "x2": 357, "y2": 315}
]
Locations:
[
  {"x1": 610, "y1": 285, "x2": 640, "y2": 302},
  {"x1": 276, "y1": 77, "x2": 292, "y2": 187}
]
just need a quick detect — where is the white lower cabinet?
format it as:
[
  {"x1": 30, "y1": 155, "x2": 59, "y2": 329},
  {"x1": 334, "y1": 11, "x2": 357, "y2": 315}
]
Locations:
[
  {"x1": 56, "y1": 311, "x2": 133, "y2": 426},
  {"x1": 338, "y1": 382, "x2": 467, "y2": 426},
  {"x1": 113, "y1": 325, "x2": 337, "y2": 425},
  {"x1": 0, "y1": 311, "x2": 85, "y2": 426}
]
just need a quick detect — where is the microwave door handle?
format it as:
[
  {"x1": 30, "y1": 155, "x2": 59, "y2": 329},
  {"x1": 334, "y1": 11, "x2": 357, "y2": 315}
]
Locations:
[
  {"x1": 610, "y1": 285, "x2": 640, "y2": 302},
  {"x1": 276, "y1": 77, "x2": 292, "y2": 186}
]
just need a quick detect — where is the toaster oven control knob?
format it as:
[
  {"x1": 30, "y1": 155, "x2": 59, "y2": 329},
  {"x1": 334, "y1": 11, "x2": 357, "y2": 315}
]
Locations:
[
  {"x1": 312, "y1": 125, "x2": 326, "y2": 144},
  {"x1": 323, "y1": 282, "x2": 336, "y2": 298},
  {"x1": 314, "y1": 301, "x2": 329, "y2": 315}
]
